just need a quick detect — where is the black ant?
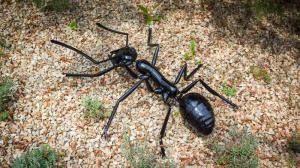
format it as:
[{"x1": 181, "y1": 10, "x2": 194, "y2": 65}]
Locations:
[{"x1": 51, "y1": 23, "x2": 238, "y2": 157}]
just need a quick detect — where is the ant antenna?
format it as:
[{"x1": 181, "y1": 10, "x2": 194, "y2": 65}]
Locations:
[{"x1": 96, "y1": 23, "x2": 129, "y2": 47}]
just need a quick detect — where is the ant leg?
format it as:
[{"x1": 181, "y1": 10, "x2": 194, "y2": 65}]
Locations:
[
  {"x1": 51, "y1": 40, "x2": 113, "y2": 64},
  {"x1": 159, "y1": 103, "x2": 172, "y2": 157},
  {"x1": 96, "y1": 23, "x2": 129, "y2": 46},
  {"x1": 145, "y1": 80, "x2": 164, "y2": 94},
  {"x1": 101, "y1": 76, "x2": 148, "y2": 139},
  {"x1": 125, "y1": 66, "x2": 138, "y2": 79},
  {"x1": 174, "y1": 63, "x2": 203, "y2": 84},
  {"x1": 64, "y1": 65, "x2": 118, "y2": 77},
  {"x1": 147, "y1": 27, "x2": 160, "y2": 65},
  {"x1": 180, "y1": 79, "x2": 238, "y2": 108},
  {"x1": 145, "y1": 80, "x2": 154, "y2": 92}
]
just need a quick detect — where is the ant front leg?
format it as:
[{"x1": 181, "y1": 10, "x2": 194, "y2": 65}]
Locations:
[
  {"x1": 64, "y1": 65, "x2": 119, "y2": 78},
  {"x1": 125, "y1": 66, "x2": 138, "y2": 79},
  {"x1": 173, "y1": 63, "x2": 202, "y2": 84},
  {"x1": 51, "y1": 40, "x2": 107, "y2": 65},
  {"x1": 145, "y1": 80, "x2": 164, "y2": 94}
]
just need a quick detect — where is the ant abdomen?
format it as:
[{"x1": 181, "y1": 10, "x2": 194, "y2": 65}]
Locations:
[{"x1": 179, "y1": 92, "x2": 215, "y2": 135}]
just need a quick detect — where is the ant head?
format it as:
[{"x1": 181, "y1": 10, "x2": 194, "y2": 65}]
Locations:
[
  {"x1": 126, "y1": 47, "x2": 138, "y2": 60},
  {"x1": 117, "y1": 47, "x2": 138, "y2": 66},
  {"x1": 177, "y1": 92, "x2": 215, "y2": 135}
]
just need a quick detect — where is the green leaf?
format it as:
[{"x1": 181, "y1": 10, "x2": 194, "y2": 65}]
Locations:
[
  {"x1": 152, "y1": 15, "x2": 161, "y2": 22},
  {"x1": 184, "y1": 53, "x2": 191, "y2": 61},
  {"x1": 68, "y1": 20, "x2": 78, "y2": 30},
  {"x1": 146, "y1": 16, "x2": 153, "y2": 25},
  {"x1": 82, "y1": 96, "x2": 108, "y2": 120},
  {"x1": 263, "y1": 75, "x2": 271, "y2": 83},
  {"x1": 12, "y1": 144, "x2": 57, "y2": 167},
  {"x1": 138, "y1": 4, "x2": 161, "y2": 26},
  {"x1": 173, "y1": 111, "x2": 180, "y2": 118},
  {"x1": 137, "y1": 5, "x2": 149, "y2": 16},
  {"x1": 250, "y1": 66, "x2": 271, "y2": 84},
  {"x1": 222, "y1": 82, "x2": 237, "y2": 97},
  {"x1": 0, "y1": 41, "x2": 12, "y2": 49},
  {"x1": 153, "y1": 3, "x2": 160, "y2": 10},
  {"x1": 0, "y1": 78, "x2": 14, "y2": 112},
  {"x1": 0, "y1": 111, "x2": 9, "y2": 121},
  {"x1": 190, "y1": 40, "x2": 196, "y2": 57},
  {"x1": 196, "y1": 60, "x2": 203, "y2": 65},
  {"x1": 0, "y1": 50, "x2": 5, "y2": 57}
]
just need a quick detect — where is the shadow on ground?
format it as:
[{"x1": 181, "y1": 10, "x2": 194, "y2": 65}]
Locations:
[{"x1": 157, "y1": 0, "x2": 300, "y2": 60}]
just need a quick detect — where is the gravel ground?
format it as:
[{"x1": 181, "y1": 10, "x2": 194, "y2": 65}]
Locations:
[{"x1": 0, "y1": 1, "x2": 299, "y2": 167}]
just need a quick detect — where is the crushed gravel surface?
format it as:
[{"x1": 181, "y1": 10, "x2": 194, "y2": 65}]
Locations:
[{"x1": 0, "y1": 1, "x2": 299, "y2": 167}]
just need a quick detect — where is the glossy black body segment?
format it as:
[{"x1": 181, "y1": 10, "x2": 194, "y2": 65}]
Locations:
[
  {"x1": 51, "y1": 23, "x2": 239, "y2": 158},
  {"x1": 179, "y1": 93, "x2": 215, "y2": 135},
  {"x1": 136, "y1": 59, "x2": 178, "y2": 98}
]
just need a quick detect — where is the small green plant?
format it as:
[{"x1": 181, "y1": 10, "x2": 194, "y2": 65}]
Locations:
[
  {"x1": 173, "y1": 111, "x2": 181, "y2": 118},
  {"x1": 250, "y1": 66, "x2": 272, "y2": 83},
  {"x1": 122, "y1": 132, "x2": 156, "y2": 168},
  {"x1": 12, "y1": 144, "x2": 58, "y2": 168},
  {"x1": 0, "y1": 111, "x2": 9, "y2": 121},
  {"x1": 0, "y1": 78, "x2": 14, "y2": 113},
  {"x1": 222, "y1": 82, "x2": 237, "y2": 97},
  {"x1": 138, "y1": 4, "x2": 161, "y2": 26},
  {"x1": 31, "y1": 0, "x2": 73, "y2": 12},
  {"x1": 184, "y1": 40, "x2": 197, "y2": 61},
  {"x1": 82, "y1": 97, "x2": 109, "y2": 120},
  {"x1": 287, "y1": 153, "x2": 298, "y2": 167},
  {"x1": 0, "y1": 39, "x2": 11, "y2": 57},
  {"x1": 0, "y1": 40, "x2": 12, "y2": 49},
  {"x1": 121, "y1": 131, "x2": 175, "y2": 168},
  {"x1": 0, "y1": 49, "x2": 5, "y2": 57},
  {"x1": 68, "y1": 20, "x2": 78, "y2": 30},
  {"x1": 289, "y1": 132, "x2": 300, "y2": 153},
  {"x1": 195, "y1": 60, "x2": 203, "y2": 65},
  {"x1": 212, "y1": 128, "x2": 259, "y2": 168}
]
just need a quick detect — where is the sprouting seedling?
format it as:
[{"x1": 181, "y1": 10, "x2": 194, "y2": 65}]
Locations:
[
  {"x1": 68, "y1": 20, "x2": 78, "y2": 30},
  {"x1": 0, "y1": 49, "x2": 4, "y2": 57},
  {"x1": 222, "y1": 81, "x2": 237, "y2": 97},
  {"x1": 82, "y1": 96, "x2": 109, "y2": 120},
  {"x1": 250, "y1": 66, "x2": 271, "y2": 84},
  {"x1": 0, "y1": 40, "x2": 12, "y2": 49},
  {"x1": 195, "y1": 60, "x2": 203, "y2": 65},
  {"x1": 184, "y1": 40, "x2": 199, "y2": 61},
  {"x1": 173, "y1": 111, "x2": 180, "y2": 118},
  {"x1": 138, "y1": 4, "x2": 161, "y2": 26}
]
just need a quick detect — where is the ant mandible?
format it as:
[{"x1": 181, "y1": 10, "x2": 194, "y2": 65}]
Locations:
[{"x1": 51, "y1": 23, "x2": 238, "y2": 157}]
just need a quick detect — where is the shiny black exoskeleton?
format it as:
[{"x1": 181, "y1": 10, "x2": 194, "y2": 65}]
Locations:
[
  {"x1": 51, "y1": 23, "x2": 238, "y2": 157},
  {"x1": 110, "y1": 47, "x2": 137, "y2": 66},
  {"x1": 179, "y1": 93, "x2": 214, "y2": 135}
]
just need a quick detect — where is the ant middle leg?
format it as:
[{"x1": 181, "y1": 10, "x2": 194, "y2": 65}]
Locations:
[
  {"x1": 147, "y1": 27, "x2": 160, "y2": 65},
  {"x1": 145, "y1": 80, "x2": 164, "y2": 94},
  {"x1": 173, "y1": 63, "x2": 203, "y2": 84}
]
